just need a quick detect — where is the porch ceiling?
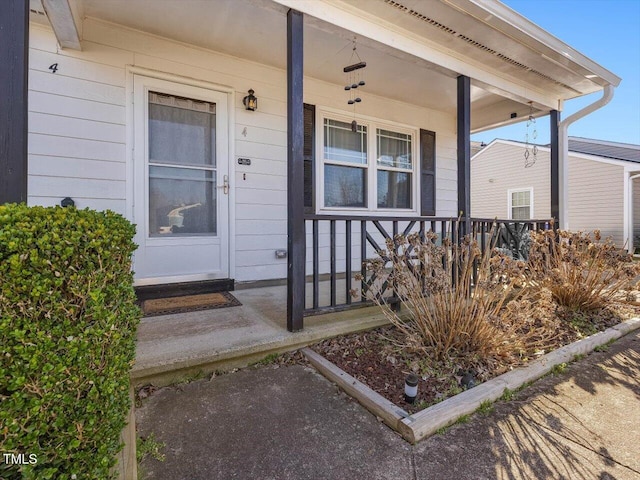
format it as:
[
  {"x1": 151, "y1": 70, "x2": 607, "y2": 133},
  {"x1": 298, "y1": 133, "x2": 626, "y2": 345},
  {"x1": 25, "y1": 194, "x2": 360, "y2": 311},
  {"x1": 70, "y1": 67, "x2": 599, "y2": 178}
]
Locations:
[
  {"x1": 75, "y1": 0, "x2": 616, "y2": 132},
  {"x1": 81, "y1": 0, "x2": 463, "y2": 113}
]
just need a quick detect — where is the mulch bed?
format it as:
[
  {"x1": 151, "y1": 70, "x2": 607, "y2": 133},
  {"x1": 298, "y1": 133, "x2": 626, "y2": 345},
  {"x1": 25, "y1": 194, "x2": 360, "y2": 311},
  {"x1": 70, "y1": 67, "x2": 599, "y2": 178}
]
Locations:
[
  {"x1": 311, "y1": 300, "x2": 640, "y2": 414},
  {"x1": 312, "y1": 327, "x2": 458, "y2": 414}
]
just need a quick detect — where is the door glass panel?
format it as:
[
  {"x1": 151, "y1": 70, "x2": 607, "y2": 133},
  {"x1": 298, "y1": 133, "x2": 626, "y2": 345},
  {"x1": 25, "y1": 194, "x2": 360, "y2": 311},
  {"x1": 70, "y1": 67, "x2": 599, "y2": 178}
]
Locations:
[
  {"x1": 149, "y1": 166, "x2": 216, "y2": 236},
  {"x1": 148, "y1": 92, "x2": 216, "y2": 167},
  {"x1": 147, "y1": 91, "x2": 218, "y2": 238}
]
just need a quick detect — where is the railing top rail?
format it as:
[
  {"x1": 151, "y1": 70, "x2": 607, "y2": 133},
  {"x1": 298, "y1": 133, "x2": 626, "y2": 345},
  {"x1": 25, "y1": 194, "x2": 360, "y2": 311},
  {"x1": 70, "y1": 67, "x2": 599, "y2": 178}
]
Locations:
[
  {"x1": 304, "y1": 214, "x2": 458, "y2": 222},
  {"x1": 304, "y1": 214, "x2": 553, "y2": 224},
  {"x1": 470, "y1": 217, "x2": 554, "y2": 224}
]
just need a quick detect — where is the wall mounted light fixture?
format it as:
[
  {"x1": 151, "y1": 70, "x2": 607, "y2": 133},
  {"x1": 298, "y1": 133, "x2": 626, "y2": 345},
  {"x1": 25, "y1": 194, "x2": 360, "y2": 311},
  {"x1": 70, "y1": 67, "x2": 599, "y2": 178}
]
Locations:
[
  {"x1": 60, "y1": 197, "x2": 75, "y2": 208},
  {"x1": 243, "y1": 89, "x2": 257, "y2": 111}
]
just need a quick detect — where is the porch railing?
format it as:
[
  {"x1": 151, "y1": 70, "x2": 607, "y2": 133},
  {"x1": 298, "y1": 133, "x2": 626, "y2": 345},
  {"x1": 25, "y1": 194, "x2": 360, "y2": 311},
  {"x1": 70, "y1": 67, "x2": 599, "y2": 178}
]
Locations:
[{"x1": 303, "y1": 215, "x2": 552, "y2": 316}]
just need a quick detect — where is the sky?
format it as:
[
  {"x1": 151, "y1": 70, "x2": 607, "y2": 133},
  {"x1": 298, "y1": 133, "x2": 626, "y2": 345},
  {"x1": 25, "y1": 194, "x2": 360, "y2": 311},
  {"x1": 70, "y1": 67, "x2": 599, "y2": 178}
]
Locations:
[{"x1": 471, "y1": 0, "x2": 640, "y2": 146}]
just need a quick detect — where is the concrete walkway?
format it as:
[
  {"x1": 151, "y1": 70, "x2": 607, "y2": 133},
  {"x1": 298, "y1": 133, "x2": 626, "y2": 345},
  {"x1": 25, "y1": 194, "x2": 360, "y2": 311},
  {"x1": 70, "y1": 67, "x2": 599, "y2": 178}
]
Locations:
[
  {"x1": 133, "y1": 285, "x2": 388, "y2": 386},
  {"x1": 136, "y1": 330, "x2": 640, "y2": 480}
]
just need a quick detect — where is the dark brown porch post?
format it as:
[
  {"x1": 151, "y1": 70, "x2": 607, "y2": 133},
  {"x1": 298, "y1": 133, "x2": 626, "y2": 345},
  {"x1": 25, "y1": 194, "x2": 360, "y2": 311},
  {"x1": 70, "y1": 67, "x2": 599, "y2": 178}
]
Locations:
[
  {"x1": 457, "y1": 75, "x2": 471, "y2": 238},
  {"x1": 0, "y1": 0, "x2": 29, "y2": 204},
  {"x1": 550, "y1": 110, "x2": 560, "y2": 226},
  {"x1": 287, "y1": 9, "x2": 305, "y2": 332}
]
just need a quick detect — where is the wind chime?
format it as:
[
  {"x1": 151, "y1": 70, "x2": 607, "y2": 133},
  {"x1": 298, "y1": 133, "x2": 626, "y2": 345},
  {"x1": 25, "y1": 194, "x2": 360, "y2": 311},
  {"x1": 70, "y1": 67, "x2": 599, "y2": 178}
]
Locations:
[
  {"x1": 343, "y1": 38, "x2": 367, "y2": 132},
  {"x1": 524, "y1": 101, "x2": 538, "y2": 168}
]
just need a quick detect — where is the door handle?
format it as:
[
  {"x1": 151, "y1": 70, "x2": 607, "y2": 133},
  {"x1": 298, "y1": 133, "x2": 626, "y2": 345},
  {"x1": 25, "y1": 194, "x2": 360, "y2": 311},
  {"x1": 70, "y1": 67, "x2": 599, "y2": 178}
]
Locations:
[{"x1": 218, "y1": 175, "x2": 229, "y2": 195}]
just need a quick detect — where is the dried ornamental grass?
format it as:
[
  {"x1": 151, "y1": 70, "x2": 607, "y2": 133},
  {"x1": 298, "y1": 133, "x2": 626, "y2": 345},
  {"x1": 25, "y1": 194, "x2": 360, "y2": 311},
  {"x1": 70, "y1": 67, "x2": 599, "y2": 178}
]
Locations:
[
  {"x1": 527, "y1": 229, "x2": 640, "y2": 311},
  {"x1": 359, "y1": 230, "x2": 533, "y2": 367}
]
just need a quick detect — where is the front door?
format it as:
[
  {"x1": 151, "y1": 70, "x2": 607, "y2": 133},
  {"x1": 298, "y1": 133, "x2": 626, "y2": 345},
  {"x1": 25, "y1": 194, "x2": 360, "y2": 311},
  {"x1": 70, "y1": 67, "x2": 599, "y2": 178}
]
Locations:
[{"x1": 132, "y1": 75, "x2": 229, "y2": 284}]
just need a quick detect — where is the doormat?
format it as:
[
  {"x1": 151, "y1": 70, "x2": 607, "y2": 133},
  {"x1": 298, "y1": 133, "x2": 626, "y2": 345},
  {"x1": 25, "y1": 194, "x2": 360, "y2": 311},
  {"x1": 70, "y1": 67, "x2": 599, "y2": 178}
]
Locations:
[{"x1": 142, "y1": 292, "x2": 241, "y2": 317}]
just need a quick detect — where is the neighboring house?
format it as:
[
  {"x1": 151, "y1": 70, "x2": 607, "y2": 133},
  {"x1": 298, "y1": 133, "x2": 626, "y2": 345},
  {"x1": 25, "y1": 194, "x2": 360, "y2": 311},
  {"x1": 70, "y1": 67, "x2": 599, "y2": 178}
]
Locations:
[
  {"x1": 471, "y1": 138, "x2": 640, "y2": 249},
  {"x1": 0, "y1": 0, "x2": 621, "y2": 330}
]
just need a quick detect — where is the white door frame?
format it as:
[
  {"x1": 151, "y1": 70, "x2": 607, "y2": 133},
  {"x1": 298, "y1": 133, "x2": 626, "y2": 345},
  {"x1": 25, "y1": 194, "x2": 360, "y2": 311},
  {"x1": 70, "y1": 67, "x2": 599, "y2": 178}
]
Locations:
[{"x1": 125, "y1": 67, "x2": 236, "y2": 285}]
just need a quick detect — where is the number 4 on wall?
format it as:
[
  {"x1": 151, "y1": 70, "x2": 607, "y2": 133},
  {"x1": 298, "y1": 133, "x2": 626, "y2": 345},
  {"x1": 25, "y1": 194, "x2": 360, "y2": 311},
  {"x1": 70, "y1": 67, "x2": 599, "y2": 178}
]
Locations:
[{"x1": 49, "y1": 63, "x2": 58, "y2": 73}]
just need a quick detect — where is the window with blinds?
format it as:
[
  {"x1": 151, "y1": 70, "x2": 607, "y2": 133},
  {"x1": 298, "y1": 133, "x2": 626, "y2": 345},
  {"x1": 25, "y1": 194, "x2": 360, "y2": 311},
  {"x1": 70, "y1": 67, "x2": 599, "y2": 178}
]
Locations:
[{"x1": 303, "y1": 106, "x2": 436, "y2": 215}]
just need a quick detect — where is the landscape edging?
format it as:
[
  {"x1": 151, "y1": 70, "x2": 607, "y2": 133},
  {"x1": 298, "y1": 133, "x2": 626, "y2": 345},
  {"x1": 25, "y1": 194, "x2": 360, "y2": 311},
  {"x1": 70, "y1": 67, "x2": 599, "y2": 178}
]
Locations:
[{"x1": 303, "y1": 317, "x2": 640, "y2": 444}]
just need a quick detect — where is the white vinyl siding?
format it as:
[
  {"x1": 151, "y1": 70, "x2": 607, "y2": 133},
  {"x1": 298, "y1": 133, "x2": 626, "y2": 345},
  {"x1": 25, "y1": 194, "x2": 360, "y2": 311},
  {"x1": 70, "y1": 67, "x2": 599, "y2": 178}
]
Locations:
[
  {"x1": 568, "y1": 156, "x2": 624, "y2": 246},
  {"x1": 471, "y1": 142, "x2": 550, "y2": 220},
  {"x1": 471, "y1": 141, "x2": 627, "y2": 247},
  {"x1": 27, "y1": 19, "x2": 457, "y2": 282}
]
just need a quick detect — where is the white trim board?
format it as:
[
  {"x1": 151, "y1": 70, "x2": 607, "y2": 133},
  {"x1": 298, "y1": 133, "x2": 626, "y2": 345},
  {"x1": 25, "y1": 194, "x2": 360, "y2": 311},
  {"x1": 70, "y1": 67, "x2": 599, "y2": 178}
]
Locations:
[
  {"x1": 507, "y1": 187, "x2": 534, "y2": 220},
  {"x1": 474, "y1": 139, "x2": 640, "y2": 169}
]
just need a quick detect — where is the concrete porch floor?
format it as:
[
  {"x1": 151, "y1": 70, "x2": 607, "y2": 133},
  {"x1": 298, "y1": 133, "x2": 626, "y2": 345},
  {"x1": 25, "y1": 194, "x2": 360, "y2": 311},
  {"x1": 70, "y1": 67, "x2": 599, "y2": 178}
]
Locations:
[{"x1": 132, "y1": 284, "x2": 388, "y2": 386}]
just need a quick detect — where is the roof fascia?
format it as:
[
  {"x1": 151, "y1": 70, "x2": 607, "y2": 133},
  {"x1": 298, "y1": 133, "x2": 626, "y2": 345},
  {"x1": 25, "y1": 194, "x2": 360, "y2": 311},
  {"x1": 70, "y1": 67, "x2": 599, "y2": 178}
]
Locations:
[
  {"x1": 449, "y1": 0, "x2": 620, "y2": 87},
  {"x1": 476, "y1": 139, "x2": 635, "y2": 168},
  {"x1": 568, "y1": 137, "x2": 640, "y2": 151},
  {"x1": 470, "y1": 138, "x2": 502, "y2": 160}
]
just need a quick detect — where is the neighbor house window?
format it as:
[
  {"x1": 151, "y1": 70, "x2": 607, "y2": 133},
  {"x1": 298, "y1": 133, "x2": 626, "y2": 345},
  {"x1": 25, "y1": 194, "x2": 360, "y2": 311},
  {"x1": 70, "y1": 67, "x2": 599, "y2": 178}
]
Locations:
[
  {"x1": 320, "y1": 114, "x2": 417, "y2": 212},
  {"x1": 509, "y1": 188, "x2": 533, "y2": 220}
]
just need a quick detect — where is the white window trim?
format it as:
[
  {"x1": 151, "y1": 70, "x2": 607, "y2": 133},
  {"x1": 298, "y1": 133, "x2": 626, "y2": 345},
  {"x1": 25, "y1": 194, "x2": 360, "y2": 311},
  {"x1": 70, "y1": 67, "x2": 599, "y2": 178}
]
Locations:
[
  {"x1": 507, "y1": 187, "x2": 534, "y2": 220},
  {"x1": 316, "y1": 107, "x2": 419, "y2": 216}
]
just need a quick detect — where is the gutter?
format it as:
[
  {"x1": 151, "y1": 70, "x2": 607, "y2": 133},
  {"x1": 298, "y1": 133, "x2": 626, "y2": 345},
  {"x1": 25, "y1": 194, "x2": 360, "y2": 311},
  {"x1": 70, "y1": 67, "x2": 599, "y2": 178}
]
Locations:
[
  {"x1": 461, "y1": 0, "x2": 621, "y2": 88},
  {"x1": 558, "y1": 84, "x2": 615, "y2": 229}
]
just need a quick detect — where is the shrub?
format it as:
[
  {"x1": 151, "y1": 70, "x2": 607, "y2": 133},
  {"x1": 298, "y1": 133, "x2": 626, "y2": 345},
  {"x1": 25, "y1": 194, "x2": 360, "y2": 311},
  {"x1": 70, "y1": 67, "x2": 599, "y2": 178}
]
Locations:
[
  {"x1": 0, "y1": 204, "x2": 140, "y2": 479},
  {"x1": 527, "y1": 229, "x2": 639, "y2": 311},
  {"x1": 360, "y1": 231, "x2": 529, "y2": 366}
]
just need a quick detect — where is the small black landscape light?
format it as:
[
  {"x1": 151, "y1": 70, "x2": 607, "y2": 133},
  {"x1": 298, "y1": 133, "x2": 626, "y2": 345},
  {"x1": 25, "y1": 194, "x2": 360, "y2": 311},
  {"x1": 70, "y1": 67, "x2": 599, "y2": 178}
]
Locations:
[
  {"x1": 404, "y1": 373, "x2": 419, "y2": 404},
  {"x1": 460, "y1": 370, "x2": 476, "y2": 390},
  {"x1": 243, "y1": 89, "x2": 258, "y2": 111}
]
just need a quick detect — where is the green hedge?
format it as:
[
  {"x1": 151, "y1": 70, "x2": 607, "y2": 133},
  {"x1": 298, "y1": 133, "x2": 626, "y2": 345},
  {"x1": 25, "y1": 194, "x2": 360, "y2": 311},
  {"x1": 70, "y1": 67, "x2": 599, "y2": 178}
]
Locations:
[{"x1": 0, "y1": 204, "x2": 140, "y2": 479}]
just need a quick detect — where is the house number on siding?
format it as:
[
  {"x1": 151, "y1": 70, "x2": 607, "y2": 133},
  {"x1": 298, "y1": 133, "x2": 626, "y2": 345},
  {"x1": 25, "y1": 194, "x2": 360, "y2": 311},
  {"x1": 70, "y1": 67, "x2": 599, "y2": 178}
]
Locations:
[{"x1": 49, "y1": 63, "x2": 58, "y2": 73}]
